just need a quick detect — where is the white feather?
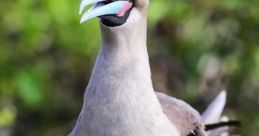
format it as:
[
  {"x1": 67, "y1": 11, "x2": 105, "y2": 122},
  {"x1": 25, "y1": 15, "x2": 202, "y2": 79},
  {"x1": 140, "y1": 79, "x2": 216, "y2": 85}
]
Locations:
[{"x1": 202, "y1": 90, "x2": 227, "y2": 124}]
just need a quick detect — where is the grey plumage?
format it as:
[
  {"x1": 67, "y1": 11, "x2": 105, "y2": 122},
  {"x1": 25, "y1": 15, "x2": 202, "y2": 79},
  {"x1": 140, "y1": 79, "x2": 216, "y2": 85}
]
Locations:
[
  {"x1": 70, "y1": 0, "x2": 231, "y2": 135},
  {"x1": 70, "y1": 7, "x2": 180, "y2": 136},
  {"x1": 157, "y1": 92, "x2": 207, "y2": 136}
]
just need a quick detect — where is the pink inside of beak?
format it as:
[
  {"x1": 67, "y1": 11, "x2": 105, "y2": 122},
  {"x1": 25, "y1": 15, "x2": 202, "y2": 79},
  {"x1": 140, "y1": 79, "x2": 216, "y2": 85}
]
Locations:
[{"x1": 116, "y1": 2, "x2": 133, "y2": 17}]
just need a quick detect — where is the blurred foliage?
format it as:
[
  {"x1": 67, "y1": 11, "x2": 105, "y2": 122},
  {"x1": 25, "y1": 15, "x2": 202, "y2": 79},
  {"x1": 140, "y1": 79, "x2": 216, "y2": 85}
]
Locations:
[{"x1": 0, "y1": 0, "x2": 259, "y2": 135}]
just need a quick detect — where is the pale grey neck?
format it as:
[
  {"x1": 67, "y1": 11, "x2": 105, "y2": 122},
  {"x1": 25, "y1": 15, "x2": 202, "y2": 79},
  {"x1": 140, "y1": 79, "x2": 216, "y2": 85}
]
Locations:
[
  {"x1": 89, "y1": 16, "x2": 152, "y2": 92},
  {"x1": 100, "y1": 16, "x2": 147, "y2": 51},
  {"x1": 100, "y1": 16, "x2": 148, "y2": 70}
]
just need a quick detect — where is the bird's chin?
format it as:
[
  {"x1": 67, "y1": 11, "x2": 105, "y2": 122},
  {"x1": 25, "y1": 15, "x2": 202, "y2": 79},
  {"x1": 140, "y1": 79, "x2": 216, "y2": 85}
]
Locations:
[
  {"x1": 99, "y1": 0, "x2": 134, "y2": 27},
  {"x1": 100, "y1": 7, "x2": 133, "y2": 27}
]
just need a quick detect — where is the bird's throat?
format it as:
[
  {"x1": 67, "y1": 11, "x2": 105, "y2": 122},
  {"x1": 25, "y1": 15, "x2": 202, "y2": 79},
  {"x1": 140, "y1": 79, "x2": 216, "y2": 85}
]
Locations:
[{"x1": 97, "y1": 15, "x2": 151, "y2": 88}]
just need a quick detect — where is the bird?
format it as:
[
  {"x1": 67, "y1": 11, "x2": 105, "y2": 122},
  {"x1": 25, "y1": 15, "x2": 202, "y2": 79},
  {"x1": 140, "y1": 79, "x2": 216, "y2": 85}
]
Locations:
[{"x1": 69, "y1": 0, "x2": 231, "y2": 136}]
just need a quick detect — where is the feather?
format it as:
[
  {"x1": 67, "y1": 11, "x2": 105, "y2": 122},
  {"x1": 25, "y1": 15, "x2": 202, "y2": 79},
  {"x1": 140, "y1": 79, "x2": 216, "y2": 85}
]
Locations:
[{"x1": 202, "y1": 90, "x2": 227, "y2": 124}]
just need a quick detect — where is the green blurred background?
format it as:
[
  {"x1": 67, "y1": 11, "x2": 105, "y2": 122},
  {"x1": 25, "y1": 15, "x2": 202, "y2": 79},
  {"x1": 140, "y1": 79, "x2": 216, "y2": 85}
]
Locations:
[{"x1": 0, "y1": 0, "x2": 259, "y2": 135}]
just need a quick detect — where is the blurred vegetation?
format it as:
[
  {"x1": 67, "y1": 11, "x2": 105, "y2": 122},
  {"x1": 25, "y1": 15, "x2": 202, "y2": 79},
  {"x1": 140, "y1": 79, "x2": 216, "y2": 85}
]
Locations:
[{"x1": 0, "y1": 0, "x2": 259, "y2": 135}]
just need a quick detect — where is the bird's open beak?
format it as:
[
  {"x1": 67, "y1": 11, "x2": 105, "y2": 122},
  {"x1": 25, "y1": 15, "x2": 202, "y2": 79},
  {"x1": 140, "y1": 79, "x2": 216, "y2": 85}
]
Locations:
[{"x1": 79, "y1": 0, "x2": 133, "y2": 23}]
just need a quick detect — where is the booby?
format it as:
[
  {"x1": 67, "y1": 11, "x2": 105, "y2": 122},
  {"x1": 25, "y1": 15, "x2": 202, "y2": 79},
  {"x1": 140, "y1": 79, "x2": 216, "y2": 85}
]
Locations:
[{"x1": 70, "y1": 0, "x2": 207, "y2": 135}]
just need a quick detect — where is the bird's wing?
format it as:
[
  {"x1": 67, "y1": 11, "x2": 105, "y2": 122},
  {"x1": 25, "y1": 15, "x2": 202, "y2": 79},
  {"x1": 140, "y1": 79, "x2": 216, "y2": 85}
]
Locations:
[{"x1": 156, "y1": 92, "x2": 207, "y2": 136}]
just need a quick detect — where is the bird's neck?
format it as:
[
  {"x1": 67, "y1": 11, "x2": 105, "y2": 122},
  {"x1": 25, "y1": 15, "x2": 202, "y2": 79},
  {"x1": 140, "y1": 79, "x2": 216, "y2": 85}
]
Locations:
[
  {"x1": 79, "y1": 15, "x2": 168, "y2": 135},
  {"x1": 100, "y1": 16, "x2": 147, "y2": 56},
  {"x1": 103, "y1": 16, "x2": 148, "y2": 69},
  {"x1": 90, "y1": 15, "x2": 152, "y2": 93}
]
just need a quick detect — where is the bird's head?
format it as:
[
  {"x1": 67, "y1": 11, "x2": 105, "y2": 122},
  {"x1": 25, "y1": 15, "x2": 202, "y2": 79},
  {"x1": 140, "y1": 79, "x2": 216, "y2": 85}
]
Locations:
[{"x1": 79, "y1": 0, "x2": 149, "y2": 27}]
